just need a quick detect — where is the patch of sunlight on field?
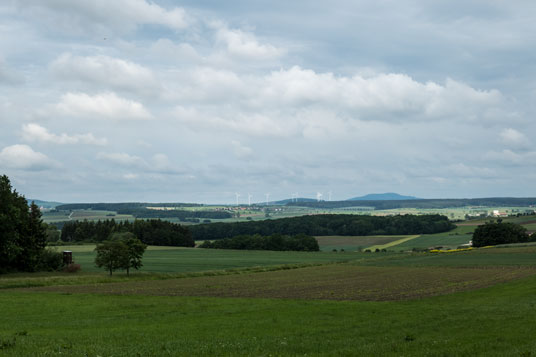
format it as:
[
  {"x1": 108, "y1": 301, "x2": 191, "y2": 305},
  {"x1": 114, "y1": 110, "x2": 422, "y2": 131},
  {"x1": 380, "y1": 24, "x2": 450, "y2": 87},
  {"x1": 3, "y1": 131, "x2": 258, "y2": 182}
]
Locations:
[{"x1": 366, "y1": 235, "x2": 420, "y2": 251}]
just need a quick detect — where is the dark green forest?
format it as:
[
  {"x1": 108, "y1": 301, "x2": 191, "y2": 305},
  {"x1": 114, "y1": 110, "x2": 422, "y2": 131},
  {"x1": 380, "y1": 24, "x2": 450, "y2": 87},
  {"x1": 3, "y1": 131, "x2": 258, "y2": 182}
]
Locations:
[
  {"x1": 190, "y1": 214, "x2": 455, "y2": 240},
  {"x1": 199, "y1": 233, "x2": 320, "y2": 251},
  {"x1": 61, "y1": 219, "x2": 194, "y2": 247},
  {"x1": 0, "y1": 175, "x2": 61, "y2": 272},
  {"x1": 472, "y1": 221, "x2": 532, "y2": 247}
]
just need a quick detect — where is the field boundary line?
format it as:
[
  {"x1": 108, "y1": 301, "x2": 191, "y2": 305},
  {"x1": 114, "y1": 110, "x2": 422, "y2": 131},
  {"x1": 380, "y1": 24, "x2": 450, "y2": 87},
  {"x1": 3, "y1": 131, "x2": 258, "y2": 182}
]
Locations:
[{"x1": 366, "y1": 235, "x2": 420, "y2": 251}]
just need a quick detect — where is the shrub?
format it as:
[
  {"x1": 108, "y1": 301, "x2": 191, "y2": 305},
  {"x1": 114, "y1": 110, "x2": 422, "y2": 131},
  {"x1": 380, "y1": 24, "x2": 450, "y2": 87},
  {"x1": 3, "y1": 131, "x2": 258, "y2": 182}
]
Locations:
[
  {"x1": 63, "y1": 263, "x2": 81, "y2": 273},
  {"x1": 37, "y1": 249, "x2": 64, "y2": 271}
]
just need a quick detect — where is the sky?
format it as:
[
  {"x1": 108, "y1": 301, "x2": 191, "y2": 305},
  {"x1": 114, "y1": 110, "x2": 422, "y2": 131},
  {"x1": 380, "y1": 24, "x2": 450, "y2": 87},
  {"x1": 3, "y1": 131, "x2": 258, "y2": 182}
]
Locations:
[{"x1": 0, "y1": 0, "x2": 535, "y2": 204}]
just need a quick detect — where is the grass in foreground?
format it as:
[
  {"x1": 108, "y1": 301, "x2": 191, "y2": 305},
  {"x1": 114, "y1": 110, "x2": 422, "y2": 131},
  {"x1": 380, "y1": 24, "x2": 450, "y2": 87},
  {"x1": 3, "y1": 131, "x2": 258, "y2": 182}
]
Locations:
[{"x1": 1, "y1": 275, "x2": 536, "y2": 356}]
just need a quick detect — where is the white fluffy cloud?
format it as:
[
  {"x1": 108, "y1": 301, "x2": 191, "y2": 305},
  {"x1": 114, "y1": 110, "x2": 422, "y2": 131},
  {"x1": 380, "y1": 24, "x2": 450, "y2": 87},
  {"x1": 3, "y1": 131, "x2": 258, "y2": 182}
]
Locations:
[
  {"x1": 260, "y1": 67, "x2": 502, "y2": 119},
  {"x1": 215, "y1": 26, "x2": 285, "y2": 60},
  {"x1": 0, "y1": 145, "x2": 58, "y2": 171},
  {"x1": 16, "y1": 0, "x2": 188, "y2": 34},
  {"x1": 50, "y1": 53, "x2": 159, "y2": 94},
  {"x1": 172, "y1": 67, "x2": 507, "y2": 138},
  {"x1": 22, "y1": 123, "x2": 107, "y2": 146},
  {"x1": 56, "y1": 92, "x2": 152, "y2": 120}
]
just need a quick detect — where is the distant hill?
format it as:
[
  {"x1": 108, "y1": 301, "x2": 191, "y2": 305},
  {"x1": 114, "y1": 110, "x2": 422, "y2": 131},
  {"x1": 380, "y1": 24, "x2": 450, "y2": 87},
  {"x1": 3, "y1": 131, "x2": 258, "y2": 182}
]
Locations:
[
  {"x1": 272, "y1": 198, "x2": 317, "y2": 205},
  {"x1": 28, "y1": 199, "x2": 63, "y2": 208},
  {"x1": 348, "y1": 193, "x2": 419, "y2": 201}
]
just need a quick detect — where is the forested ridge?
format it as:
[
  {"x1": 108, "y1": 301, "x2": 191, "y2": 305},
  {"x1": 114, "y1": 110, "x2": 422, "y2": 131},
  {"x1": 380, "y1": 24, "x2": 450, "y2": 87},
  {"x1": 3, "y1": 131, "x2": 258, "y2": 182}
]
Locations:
[
  {"x1": 190, "y1": 214, "x2": 455, "y2": 240},
  {"x1": 287, "y1": 197, "x2": 536, "y2": 209}
]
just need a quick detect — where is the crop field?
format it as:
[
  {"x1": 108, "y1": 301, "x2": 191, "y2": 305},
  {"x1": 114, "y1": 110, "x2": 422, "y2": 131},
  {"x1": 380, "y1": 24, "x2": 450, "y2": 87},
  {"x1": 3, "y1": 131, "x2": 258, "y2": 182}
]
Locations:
[
  {"x1": 48, "y1": 245, "x2": 362, "y2": 273},
  {"x1": 315, "y1": 235, "x2": 409, "y2": 251},
  {"x1": 356, "y1": 246, "x2": 536, "y2": 267},
  {"x1": 27, "y1": 264, "x2": 536, "y2": 301},
  {"x1": 2, "y1": 246, "x2": 536, "y2": 355}
]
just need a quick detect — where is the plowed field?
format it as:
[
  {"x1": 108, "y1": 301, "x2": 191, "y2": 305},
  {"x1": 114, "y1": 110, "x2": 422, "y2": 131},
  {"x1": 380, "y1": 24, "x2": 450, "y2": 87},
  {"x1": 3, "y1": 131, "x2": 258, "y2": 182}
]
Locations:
[{"x1": 28, "y1": 264, "x2": 536, "y2": 301}]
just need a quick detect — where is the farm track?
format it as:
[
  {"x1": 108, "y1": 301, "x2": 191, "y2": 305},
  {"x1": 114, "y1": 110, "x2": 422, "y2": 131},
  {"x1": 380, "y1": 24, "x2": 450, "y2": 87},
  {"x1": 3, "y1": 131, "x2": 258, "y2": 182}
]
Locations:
[{"x1": 23, "y1": 264, "x2": 536, "y2": 301}]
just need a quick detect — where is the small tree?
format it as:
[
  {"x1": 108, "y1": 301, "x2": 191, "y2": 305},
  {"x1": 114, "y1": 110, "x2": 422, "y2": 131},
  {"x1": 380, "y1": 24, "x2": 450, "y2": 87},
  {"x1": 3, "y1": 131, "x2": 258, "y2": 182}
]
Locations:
[
  {"x1": 109, "y1": 232, "x2": 147, "y2": 276},
  {"x1": 95, "y1": 240, "x2": 128, "y2": 276}
]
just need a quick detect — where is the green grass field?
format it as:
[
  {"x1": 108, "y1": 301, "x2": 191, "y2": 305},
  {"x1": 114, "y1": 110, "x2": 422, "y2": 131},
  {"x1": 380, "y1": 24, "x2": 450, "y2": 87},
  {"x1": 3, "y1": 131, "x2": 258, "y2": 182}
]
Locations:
[{"x1": 2, "y1": 246, "x2": 536, "y2": 355}]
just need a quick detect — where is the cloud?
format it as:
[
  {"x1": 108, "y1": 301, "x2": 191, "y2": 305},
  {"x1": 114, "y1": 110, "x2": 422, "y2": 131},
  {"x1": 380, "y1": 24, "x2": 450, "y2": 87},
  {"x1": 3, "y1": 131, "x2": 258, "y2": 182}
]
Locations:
[
  {"x1": 0, "y1": 144, "x2": 58, "y2": 171},
  {"x1": 150, "y1": 39, "x2": 201, "y2": 64},
  {"x1": 50, "y1": 53, "x2": 159, "y2": 94},
  {"x1": 96, "y1": 152, "x2": 183, "y2": 174},
  {"x1": 171, "y1": 67, "x2": 508, "y2": 138},
  {"x1": 484, "y1": 149, "x2": 536, "y2": 166},
  {"x1": 500, "y1": 128, "x2": 530, "y2": 148},
  {"x1": 56, "y1": 92, "x2": 153, "y2": 120},
  {"x1": 16, "y1": 0, "x2": 189, "y2": 34},
  {"x1": 96, "y1": 152, "x2": 146, "y2": 168},
  {"x1": 261, "y1": 67, "x2": 503, "y2": 120},
  {"x1": 215, "y1": 26, "x2": 285, "y2": 60},
  {"x1": 0, "y1": 59, "x2": 22, "y2": 85},
  {"x1": 22, "y1": 123, "x2": 107, "y2": 146},
  {"x1": 231, "y1": 140, "x2": 253, "y2": 159}
]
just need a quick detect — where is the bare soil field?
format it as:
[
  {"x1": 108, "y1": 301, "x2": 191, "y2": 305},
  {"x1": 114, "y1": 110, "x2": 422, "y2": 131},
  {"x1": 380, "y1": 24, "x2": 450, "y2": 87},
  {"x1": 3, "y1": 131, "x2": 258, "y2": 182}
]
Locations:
[{"x1": 26, "y1": 264, "x2": 536, "y2": 301}]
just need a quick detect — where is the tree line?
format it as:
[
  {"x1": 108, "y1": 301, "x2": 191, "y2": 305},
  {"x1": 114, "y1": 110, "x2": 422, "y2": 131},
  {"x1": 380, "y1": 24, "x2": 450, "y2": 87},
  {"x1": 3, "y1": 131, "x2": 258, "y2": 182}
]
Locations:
[
  {"x1": 0, "y1": 175, "x2": 62, "y2": 273},
  {"x1": 61, "y1": 219, "x2": 194, "y2": 247},
  {"x1": 190, "y1": 214, "x2": 455, "y2": 240},
  {"x1": 287, "y1": 198, "x2": 536, "y2": 210},
  {"x1": 472, "y1": 220, "x2": 535, "y2": 247},
  {"x1": 199, "y1": 233, "x2": 319, "y2": 251},
  {"x1": 55, "y1": 202, "x2": 231, "y2": 220},
  {"x1": 110, "y1": 208, "x2": 231, "y2": 220},
  {"x1": 56, "y1": 202, "x2": 203, "y2": 210}
]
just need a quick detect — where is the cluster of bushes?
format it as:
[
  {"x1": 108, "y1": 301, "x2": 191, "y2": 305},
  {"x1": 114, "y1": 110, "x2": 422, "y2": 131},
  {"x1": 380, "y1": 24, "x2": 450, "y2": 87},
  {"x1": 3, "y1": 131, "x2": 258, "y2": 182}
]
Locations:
[
  {"x1": 199, "y1": 233, "x2": 319, "y2": 251},
  {"x1": 0, "y1": 175, "x2": 63, "y2": 273},
  {"x1": 472, "y1": 220, "x2": 534, "y2": 247},
  {"x1": 61, "y1": 219, "x2": 194, "y2": 247},
  {"x1": 191, "y1": 214, "x2": 455, "y2": 240}
]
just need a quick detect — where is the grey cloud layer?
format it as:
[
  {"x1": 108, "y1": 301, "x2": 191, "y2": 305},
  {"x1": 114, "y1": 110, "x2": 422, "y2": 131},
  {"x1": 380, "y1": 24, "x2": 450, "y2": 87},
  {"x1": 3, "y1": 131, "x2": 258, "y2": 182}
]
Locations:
[{"x1": 0, "y1": 0, "x2": 534, "y2": 202}]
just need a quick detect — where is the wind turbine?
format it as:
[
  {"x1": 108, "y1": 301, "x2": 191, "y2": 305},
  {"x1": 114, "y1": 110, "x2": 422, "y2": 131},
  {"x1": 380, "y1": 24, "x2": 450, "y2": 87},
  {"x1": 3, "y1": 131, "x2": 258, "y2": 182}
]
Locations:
[
  {"x1": 291, "y1": 193, "x2": 298, "y2": 202},
  {"x1": 265, "y1": 193, "x2": 270, "y2": 206},
  {"x1": 248, "y1": 193, "x2": 253, "y2": 206},
  {"x1": 235, "y1": 192, "x2": 241, "y2": 206},
  {"x1": 316, "y1": 192, "x2": 323, "y2": 202}
]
